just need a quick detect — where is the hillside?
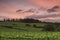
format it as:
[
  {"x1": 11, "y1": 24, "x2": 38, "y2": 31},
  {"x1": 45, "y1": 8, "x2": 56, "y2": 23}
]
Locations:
[{"x1": 0, "y1": 22, "x2": 60, "y2": 40}]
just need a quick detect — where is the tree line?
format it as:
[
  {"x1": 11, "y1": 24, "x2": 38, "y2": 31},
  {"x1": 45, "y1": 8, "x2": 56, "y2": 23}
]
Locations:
[{"x1": 1, "y1": 18, "x2": 41, "y2": 23}]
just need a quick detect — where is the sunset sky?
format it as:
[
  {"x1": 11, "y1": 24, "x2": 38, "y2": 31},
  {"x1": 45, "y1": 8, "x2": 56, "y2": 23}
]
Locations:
[{"x1": 0, "y1": 0, "x2": 60, "y2": 22}]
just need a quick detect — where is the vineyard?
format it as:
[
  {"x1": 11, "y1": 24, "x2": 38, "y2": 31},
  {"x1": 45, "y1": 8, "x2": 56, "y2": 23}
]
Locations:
[{"x1": 0, "y1": 22, "x2": 60, "y2": 40}]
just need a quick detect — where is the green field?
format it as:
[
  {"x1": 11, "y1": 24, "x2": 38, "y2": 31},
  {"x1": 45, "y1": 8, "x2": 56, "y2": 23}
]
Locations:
[{"x1": 0, "y1": 22, "x2": 60, "y2": 40}]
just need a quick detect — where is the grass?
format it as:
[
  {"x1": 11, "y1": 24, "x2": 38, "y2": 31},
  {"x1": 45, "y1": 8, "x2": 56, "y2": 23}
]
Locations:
[{"x1": 0, "y1": 22, "x2": 60, "y2": 40}]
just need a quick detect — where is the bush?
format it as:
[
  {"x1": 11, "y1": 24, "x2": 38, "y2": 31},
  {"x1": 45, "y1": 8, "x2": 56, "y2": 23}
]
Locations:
[
  {"x1": 25, "y1": 24, "x2": 31, "y2": 27},
  {"x1": 0, "y1": 36, "x2": 2, "y2": 38},
  {"x1": 33, "y1": 24, "x2": 37, "y2": 27},
  {"x1": 1, "y1": 25, "x2": 13, "y2": 29},
  {"x1": 12, "y1": 23, "x2": 16, "y2": 25},
  {"x1": 33, "y1": 24, "x2": 42, "y2": 28},
  {"x1": 43, "y1": 24, "x2": 56, "y2": 31}
]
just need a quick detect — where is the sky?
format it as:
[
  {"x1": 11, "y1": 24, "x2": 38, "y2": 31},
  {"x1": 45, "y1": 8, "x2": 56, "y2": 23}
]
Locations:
[{"x1": 0, "y1": 0, "x2": 60, "y2": 22}]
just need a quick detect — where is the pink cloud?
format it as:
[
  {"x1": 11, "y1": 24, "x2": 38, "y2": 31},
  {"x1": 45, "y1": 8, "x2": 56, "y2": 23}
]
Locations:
[{"x1": 28, "y1": 0, "x2": 60, "y2": 8}]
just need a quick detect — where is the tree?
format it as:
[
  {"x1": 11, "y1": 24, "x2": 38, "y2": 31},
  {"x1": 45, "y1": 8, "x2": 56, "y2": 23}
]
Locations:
[
  {"x1": 20, "y1": 18, "x2": 41, "y2": 23},
  {"x1": 6, "y1": 18, "x2": 11, "y2": 22}
]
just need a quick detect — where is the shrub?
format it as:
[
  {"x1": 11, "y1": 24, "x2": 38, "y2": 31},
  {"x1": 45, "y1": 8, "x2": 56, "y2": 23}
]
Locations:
[
  {"x1": 33, "y1": 24, "x2": 37, "y2": 27},
  {"x1": 0, "y1": 36, "x2": 2, "y2": 38},
  {"x1": 33, "y1": 24, "x2": 43, "y2": 28},
  {"x1": 1, "y1": 25, "x2": 13, "y2": 29},
  {"x1": 12, "y1": 23, "x2": 16, "y2": 25},
  {"x1": 25, "y1": 24, "x2": 31, "y2": 27},
  {"x1": 43, "y1": 24, "x2": 56, "y2": 31}
]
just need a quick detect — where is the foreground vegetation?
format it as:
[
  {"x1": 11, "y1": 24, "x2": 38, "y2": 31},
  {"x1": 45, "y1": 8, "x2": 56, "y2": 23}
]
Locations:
[{"x1": 0, "y1": 22, "x2": 60, "y2": 40}]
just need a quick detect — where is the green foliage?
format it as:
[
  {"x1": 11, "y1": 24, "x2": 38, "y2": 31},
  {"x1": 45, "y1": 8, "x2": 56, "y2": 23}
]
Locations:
[
  {"x1": 0, "y1": 22, "x2": 60, "y2": 40},
  {"x1": 25, "y1": 24, "x2": 31, "y2": 27},
  {"x1": 43, "y1": 24, "x2": 56, "y2": 31},
  {"x1": 33, "y1": 24, "x2": 41, "y2": 28},
  {"x1": 43, "y1": 24, "x2": 60, "y2": 31},
  {"x1": 33, "y1": 24, "x2": 37, "y2": 27}
]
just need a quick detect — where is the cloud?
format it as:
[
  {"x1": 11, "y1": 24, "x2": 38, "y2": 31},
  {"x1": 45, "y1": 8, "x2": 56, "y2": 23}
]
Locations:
[
  {"x1": 16, "y1": 6, "x2": 46, "y2": 14},
  {"x1": 47, "y1": 6, "x2": 60, "y2": 13},
  {"x1": 0, "y1": 4, "x2": 6, "y2": 9},
  {"x1": 0, "y1": 16, "x2": 8, "y2": 19},
  {"x1": 0, "y1": 0, "x2": 60, "y2": 22},
  {"x1": 52, "y1": 6, "x2": 59, "y2": 9},
  {"x1": 16, "y1": 9, "x2": 23, "y2": 12},
  {"x1": 16, "y1": 8, "x2": 36, "y2": 13},
  {"x1": 26, "y1": 14, "x2": 60, "y2": 22},
  {"x1": 24, "y1": 9, "x2": 35, "y2": 13},
  {"x1": 26, "y1": 13, "x2": 60, "y2": 20}
]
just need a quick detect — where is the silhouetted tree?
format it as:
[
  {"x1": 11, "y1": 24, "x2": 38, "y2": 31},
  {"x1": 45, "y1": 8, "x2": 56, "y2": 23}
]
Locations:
[
  {"x1": 11, "y1": 19, "x2": 15, "y2": 22},
  {"x1": 2, "y1": 18, "x2": 42, "y2": 22},
  {"x1": 4, "y1": 19, "x2": 6, "y2": 22},
  {"x1": 6, "y1": 18, "x2": 11, "y2": 22},
  {"x1": 20, "y1": 18, "x2": 41, "y2": 23}
]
